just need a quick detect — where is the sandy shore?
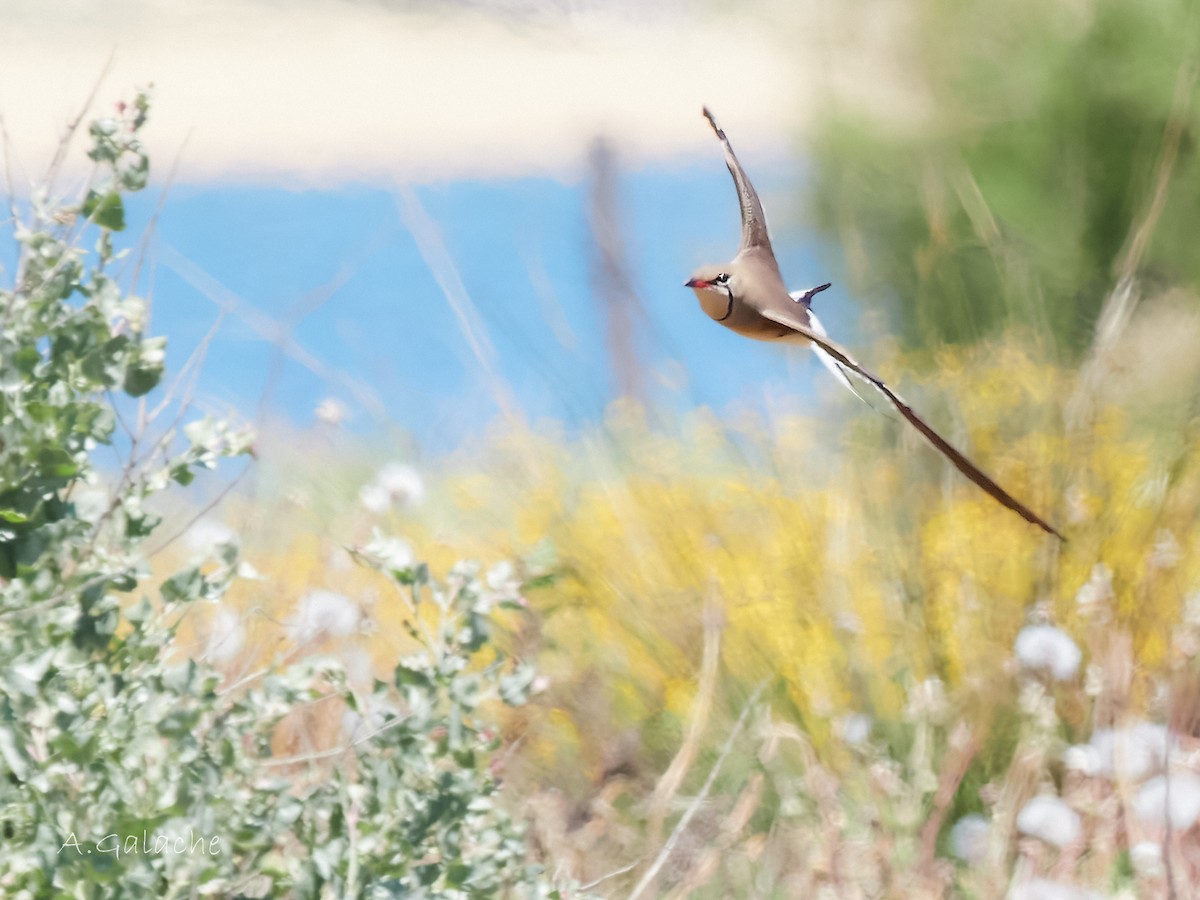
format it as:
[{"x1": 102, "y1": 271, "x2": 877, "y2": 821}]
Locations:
[
  {"x1": 0, "y1": 1, "x2": 790, "y2": 185},
  {"x1": 0, "y1": 0, "x2": 921, "y2": 186}
]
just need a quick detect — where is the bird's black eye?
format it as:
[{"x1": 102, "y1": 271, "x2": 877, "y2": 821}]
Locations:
[{"x1": 715, "y1": 273, "x2": 729, "y2": 284}]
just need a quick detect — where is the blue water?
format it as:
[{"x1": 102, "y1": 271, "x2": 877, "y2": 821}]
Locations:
[{"x1": 40, "y1": 162, "x2": 865, "y2": 450}]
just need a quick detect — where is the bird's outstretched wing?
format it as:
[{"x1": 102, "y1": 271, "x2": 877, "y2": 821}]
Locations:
[
  {"x1": 703, "y1": 107, "x2": 772, "y2": 254},
  {"x1": 760, "y1": 306, "x2": 1065, "y2": 541}
]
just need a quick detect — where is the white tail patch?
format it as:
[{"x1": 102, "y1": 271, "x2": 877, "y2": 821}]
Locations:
[{"x1": 805, "y1": 309, "x2": 862, "y2": 398}]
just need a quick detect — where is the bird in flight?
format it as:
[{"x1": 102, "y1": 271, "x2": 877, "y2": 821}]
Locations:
[{"x1": 686, "y1": 107, "x2": 1064, "y2": 541}]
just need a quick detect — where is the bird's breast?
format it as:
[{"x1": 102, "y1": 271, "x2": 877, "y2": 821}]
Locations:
[{"x1": 693, "y1": 286, "x2": 812, "y2": 345}]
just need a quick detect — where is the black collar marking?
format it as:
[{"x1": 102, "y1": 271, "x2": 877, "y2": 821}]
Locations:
[{"x1": 716, "y1": 286, "x2": 734, "y2": 321}]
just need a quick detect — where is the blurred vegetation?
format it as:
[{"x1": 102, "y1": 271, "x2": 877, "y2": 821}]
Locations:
[
  {"x1": 809, "y1": 0, "x2": 1199, "y2": 356},
  {"x1": 223, "y1": 317, "x2": 1200, "y2": 892},
  {"x1": 192, "y1": 2, "x2": 1200, "y2": 889},
  {"x1": 0, "y1": 94, "x2": 550, "y2": 899},
  {"x1": 10, "y1": 1, "x2": 1200, "y2": 894}
]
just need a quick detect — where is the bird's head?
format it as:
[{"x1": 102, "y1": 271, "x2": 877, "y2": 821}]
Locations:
[{"x1": 685, "y1": 263, "x2": 737, "y2": 321}]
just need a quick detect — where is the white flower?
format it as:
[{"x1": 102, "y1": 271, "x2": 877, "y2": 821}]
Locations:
[
  {"x1": 73, "y1": 483, "x2": 111, "y2": 520},
  {"x1": 1149, "y1": 530, "x2": 1182, "y2": 569},
  {"x1": 358, "y1": 463, "x2": 425, "y2": 512},
  {"x1": 905, "y1": 678, "x2": 946, "y2": 720},
  {"x1": 358, "y1": 483, "x2": 391, "y2": 513},
  {"x1": 184, "y1": 518, "x2": 238, "y2": 560},
  {"x1": 480, "y1": 560, "x2": 521, "y2": 609},
  {"x1": 1014, "y1": 625, "x2": 1081, "y2": 681},
  {"x1": 341, "y1": 701, "x2": 393, "y2": 739},
  {"x1": 486, "y1": 560, "x2": 515, "y2": 592},
  {"x1": 1129, "y1": 841, "x2": 1163, "y2": 878},
  {"x1": 341, "y1": 708, "x2": 364, "y2": 738},
  {"x1": 835, "y1": 713, "x2": 872, "y2": 747},
  {"x1": 950, "y1": 814, "x2": 989, "y2": 864},
  {"x1": 1063, "y1": 743, "x2": 1103, "y2": 776},
  {"x1": 1065, "y1": 484, "x2": 1090, "y2": 525},
  {"x1": 1016, "y1": 795, "x2": 1081, "y2": 848},
  {"x1": 375, "y1": 536, "x2": 415, "y2": 571},
  {"x1": 288, "y1": 590, "x2": 359, "y2": 644},
  {"x1": 1074, "y1": 563, "x2": 1113, "y2": 620},
  {"x1": 1012, "y1": 879, "x2": 1101, "y2": 900},
  {"x1": 358, "y1": 530, "x2": 415, "y2": 572},
  {"x1": 1019, "y1": 681, "x2": 1059, "y2": 731},
  {"x1": 314, "y1": 397, "x2": 348, "y2": 426},
  {"x1": 1132, "y1": 773, "x2": 1200, "y2": 830},
  {"x1": 339, "y1": 647, "x2": 374, "y2": 689},
  {"x1": 236, "y1": 560, "x2": 264, "y2": 580},
  {"x1": 1089, "y1": 723, "x2": 1174, "y2": 781},
  {"x1": 205, "y1": 606, "x2": 245, "y2": 663}
]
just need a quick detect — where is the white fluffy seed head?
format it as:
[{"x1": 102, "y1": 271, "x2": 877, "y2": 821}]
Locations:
[
  {"x1": 184, "y1": 517, "x2": 239, "y2": 561},
  {"x1": 1129, "y1": 841, "x2": 1163, "y2": 878},
  {"x1": 1133, "y1": 773, "x2": 1200, "y2": 830},
  {"x1": 1074, "y1": 563, "x2": 1114, "y2": 620},
  {"x1": 835, "y1": 713, "x2": 872, "y2": 747},
  {"x1": 314, "y1": 397, "x2": 348, "y2": 426},
  {"x1": 374, "y1": 463, "x2": 425, "y2": 508},
  {"x1": 359, "y1": 462, "x2": 425, "y2": 512},
  {"x1": 1014, "y1": 625, "x2": 1082, "y2": 681},
  {"x1": 205, "y1": 606, "x2": 245, "y2": 663},
  {"x1": 288, "y1": 589, "x2": 359, "y2": 644},
  {"x1": 1016, "y1": 795, "x2": 1081, "y2": 848},
  {"x1": 1087, "y1": 722, "x2": 1174, "y2": 781},
  {"x1": 1063, "y1": 743, "x2": 1103, "y2": 776},
  {"x1": 949, "y1": 814, "x2": 989, "y2": 864}
]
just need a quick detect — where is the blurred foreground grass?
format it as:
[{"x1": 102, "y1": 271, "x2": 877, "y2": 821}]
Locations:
[{"x1": 175, "y1": 298, "x2": 1200, "y2": 895}]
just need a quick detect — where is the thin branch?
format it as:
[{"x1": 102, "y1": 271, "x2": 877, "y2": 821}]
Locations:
[
  {"x1": 1068, "y1": 54, "x2": 1198, "y2": 430},
  {"x1": 917, "y1": 723, "x2": 980, "y2": 879},
  {"x1": 1165, "y1": 703, "x2": 1177, "y2": 900},
  {"x1": 124, "y1": 129, "x2": 192, "y2": 301},
  {"x1": 158, "y1": 242, "x2": 389, "y2": 422},
  {"x1": 251, "y1": 233, "x2": 383, "y2": 425},
  {"x1": 0, "y1": 114, "x2": 22, "y2": 232},
  {"x1": 0, "y1": 572, "x2": 111, "y2": 622},
  {"x1": 1, "y1": 117, "x2": 27, "y2": 331},
  {"x1": 646, "y1": 595, "x2": 723, "y2": 844},
  {"x1": 217, "y1": 665, "x2": 272, "y2": 697},
  {"x1": 628, "y1": 679, "x2": 768, "y2": 900},
  {"x1": 259, "y1": 708, "x2": 415, "y2": 768},
  {"x1": 145, "y1": 461, "x2": 252, "y2": 559},
  {"x1": 580, "y1": 858, "x2": 645, "y2": 892},
  {"x1": 394, "y1": 185, "x2": 524, "y2": 430},
  {"x1": 42, "y1": 49, "x2": 117, "y2": 193},
  {"x1": 1114, "y1": 57, "x2": 1198, "y2": 288},
  {"x1": 146, "y1": 308, "x2": 227, "y2": 426},
  {"x1": 106, "y1": 389, "x2": 137, "y2": 444}
]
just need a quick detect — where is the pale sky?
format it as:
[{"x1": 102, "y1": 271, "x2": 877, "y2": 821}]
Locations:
[{"x1": 0, "y1": 0, "x2": 921, "y2": 186}]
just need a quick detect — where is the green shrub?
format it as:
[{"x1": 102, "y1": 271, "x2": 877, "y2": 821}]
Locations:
[{"x1": 0, "y1": 91, "x2": 549, "y2": 899}]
